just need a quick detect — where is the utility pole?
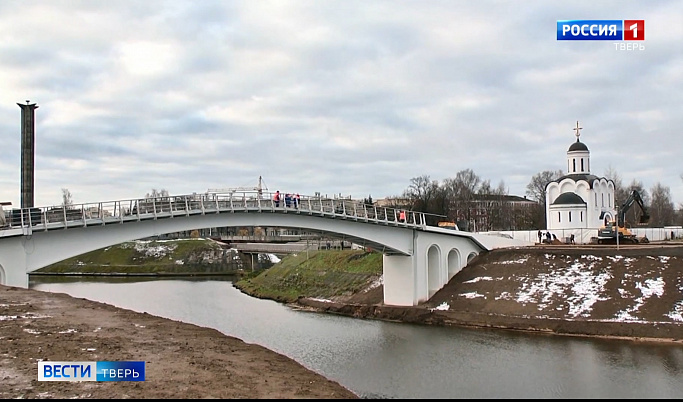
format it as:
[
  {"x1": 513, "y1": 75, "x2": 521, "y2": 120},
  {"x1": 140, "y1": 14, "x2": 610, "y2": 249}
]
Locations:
[{"x1": 616, "y1": 206, "x2": 619, "y2": 250}]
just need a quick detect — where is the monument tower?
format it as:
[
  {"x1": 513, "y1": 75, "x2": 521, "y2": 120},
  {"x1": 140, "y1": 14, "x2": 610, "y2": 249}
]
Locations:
[{"x1": 18, "y1": 100, "x2": 38, "y2": 209}]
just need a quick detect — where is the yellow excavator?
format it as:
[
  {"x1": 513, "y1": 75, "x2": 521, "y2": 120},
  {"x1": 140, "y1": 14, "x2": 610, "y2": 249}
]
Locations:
[
  {"x1": 597, "y1": 190, "x2": 650, "y2": 244},
  {"x1": 437, "y1": 221, "x2": 458, "y2": 230}
]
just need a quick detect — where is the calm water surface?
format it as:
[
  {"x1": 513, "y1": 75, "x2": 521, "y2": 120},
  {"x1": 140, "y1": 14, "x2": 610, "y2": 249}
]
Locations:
[{"x1": 30, "y1": 276, "x2": 683, "y2": 399}]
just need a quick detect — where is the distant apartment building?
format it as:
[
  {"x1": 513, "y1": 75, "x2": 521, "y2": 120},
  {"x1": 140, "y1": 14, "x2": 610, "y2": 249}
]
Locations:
[
  {"x1": 451, "y1": 194, "x2": 538, "y2": 232},
  {"x1": 84, "y1": 206, "x2": 112, "y2": 219}
]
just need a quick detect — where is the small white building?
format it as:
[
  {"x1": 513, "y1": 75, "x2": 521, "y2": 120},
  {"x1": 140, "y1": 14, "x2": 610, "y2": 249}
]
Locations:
[{"x1": 545, "y1": 122, "x2": 616, "y2": 230}]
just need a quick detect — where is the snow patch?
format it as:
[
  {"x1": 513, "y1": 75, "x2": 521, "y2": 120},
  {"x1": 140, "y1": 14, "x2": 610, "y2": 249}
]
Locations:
[
  {"x1": 364, "y1": 276, "x2": 383, "y2": 292},
  {"x1": 493, "y1": 257, "x2": 529, "y2": 265},
  {"x1": 309, "y1": 298, "x2": 333, "y2": 303},
  {"x1": 495, "y1": 291, "x2": 512, "y2": 301},
  {"x1": 666, "y1": 301, "x2": 683, "y2": 322},
  {"x1": 512, "y1": 259, "x2": 612, "y2": 317},
  {"x1": 614, "y1": 277, "x2": 665, "y2": 322},
  {"x1": 463, "y1": 277, "x2": 493, "y2": 283},
  {"x1": 459, "y1": 292, "x2": 486, "y2": 299},
  {"x1": 265, "y1": 253, "x2": 281, "y2": 263}
]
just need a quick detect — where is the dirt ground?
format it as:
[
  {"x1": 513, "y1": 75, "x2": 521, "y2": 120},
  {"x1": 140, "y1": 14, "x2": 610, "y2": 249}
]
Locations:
[
  {"x1": 302, "y1": 242, "x2": 683, "y2": 343},
  {"x1": 0, "y1": 286, "x2": 357, "y2": 399}
]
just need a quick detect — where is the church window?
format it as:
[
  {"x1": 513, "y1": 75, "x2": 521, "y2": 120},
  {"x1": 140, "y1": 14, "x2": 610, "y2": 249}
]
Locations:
[
  {"x1": 595, "y1": 193, "x2": 597, "y2": 205},
  {"x1": 601, "y1": 193, "x2": 604, "y2": 207},
  {"x1": 581, "y1": 158, "x2": 584, "y2": 171},
  {"x1": 558, "y1": 212, "x2": 561, "y2": 222},
  {"x1": 608, "y1": 194, "x2": 611, "y2": 207},
  {"x1": 572, "y1": 159, "x2": 576, "y2": 172},
  {"x1": 580, "y1": 211, "x2": 583, "y2": 222},
  {"x1": 569, "y1": 211, "x2": 572, "y2": 222}
]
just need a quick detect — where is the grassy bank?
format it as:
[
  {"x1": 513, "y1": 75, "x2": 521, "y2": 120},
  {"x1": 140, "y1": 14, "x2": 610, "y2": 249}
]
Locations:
[
  {"x1": 36, "y1": 238, "x2": 247, "y2": 275},
  {"x1": 234, "y1": 249, "x2": 382, "y2": 303}
]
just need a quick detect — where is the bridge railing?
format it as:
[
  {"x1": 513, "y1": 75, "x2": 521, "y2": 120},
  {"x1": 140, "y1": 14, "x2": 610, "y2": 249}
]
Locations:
[{"x1": 0, "y1": 190, "x2": 428, "y2": 232}]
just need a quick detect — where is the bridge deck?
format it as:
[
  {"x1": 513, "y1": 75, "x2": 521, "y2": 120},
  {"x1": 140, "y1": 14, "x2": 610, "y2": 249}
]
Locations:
[{"x1": 0, "y1": 190, "x2": 428, "y2": 236}]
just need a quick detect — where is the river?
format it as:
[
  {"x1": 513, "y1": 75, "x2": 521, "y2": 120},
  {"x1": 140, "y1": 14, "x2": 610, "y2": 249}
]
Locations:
[{"x1": 30, "y1": 276, "x2": 683, "y2": 399}]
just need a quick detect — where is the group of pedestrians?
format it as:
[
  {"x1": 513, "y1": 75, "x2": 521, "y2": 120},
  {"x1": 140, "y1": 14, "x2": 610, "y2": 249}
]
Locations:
[
  {"x1": 272, "y1": 191, "x2": 300, "y2": 208},
  {"x1": 537, "y1": 230, "x2": 575, "y2": 244}
]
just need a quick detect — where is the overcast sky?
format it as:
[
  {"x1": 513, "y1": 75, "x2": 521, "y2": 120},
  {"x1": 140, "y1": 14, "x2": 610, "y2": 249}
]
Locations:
[{"x1": 1, "y1": 1, "x2": 682, "y2": 208}]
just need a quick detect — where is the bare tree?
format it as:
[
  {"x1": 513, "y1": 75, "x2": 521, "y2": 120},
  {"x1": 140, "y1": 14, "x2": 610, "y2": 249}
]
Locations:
[
  {"x1": 525, "y1": 170, "x2": 563, "y2": 203},
  {"x1": 525, "y1": 170, "x2": 563, "y2": 229},
  {"x1": 479, "y1": 180, "x2": 512, "y2": 231},
  {"x1": 604, "y1": 165, "x2": 629, "y2": 207},
  {"x1": 478, "y1": 179, "x2": 493, "y2": 195},
  {"x1": 453, "y1": 168, "x2": 481, "y2": 196},
  {"x1": 61, "y1": 188, "x2": 73, "y2": 207},
  {"x1": 442, "y1": 169, "x2": 482, "y2": 231},
  {"x1": 649, "y1": 182, "x2": 675, "y2": 226},
  {"x1": 146, "y1": 189, "x2": 169, "y2": 198},
  {"x1": 402, "y1": 175, "x2": 440, "y2": 211}
]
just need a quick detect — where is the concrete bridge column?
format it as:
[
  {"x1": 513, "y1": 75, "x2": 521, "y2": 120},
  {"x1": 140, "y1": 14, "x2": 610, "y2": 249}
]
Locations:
[
  {"x1": 0, "y1": 237, "x2": 29, "y2": 288},
  {"x1": 383, "y1": 254, "x2": 418, "y2": 306}
]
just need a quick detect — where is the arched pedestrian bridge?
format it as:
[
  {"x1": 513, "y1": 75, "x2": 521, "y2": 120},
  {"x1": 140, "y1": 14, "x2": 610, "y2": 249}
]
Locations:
[{"x1": 0, "y1": 190, "x2": 531, "y2": 306}]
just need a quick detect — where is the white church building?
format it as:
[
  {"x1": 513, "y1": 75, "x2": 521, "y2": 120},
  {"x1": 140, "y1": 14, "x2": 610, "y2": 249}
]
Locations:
[{"x1": 545, "y1": 122, "x2": 616, "y2": 231}]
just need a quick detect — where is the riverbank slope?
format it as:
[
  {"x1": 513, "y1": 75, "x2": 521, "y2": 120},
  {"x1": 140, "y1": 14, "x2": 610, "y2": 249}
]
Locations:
[
  {"x1": 237, "y1": 245, "x2": 683, "y2": 343},
  {"x1": 0, "y1": 285, "x2": 357, "y2": 399},
  {"x1": 34, "y1": 238, "x2": 251, "y2": 276}
]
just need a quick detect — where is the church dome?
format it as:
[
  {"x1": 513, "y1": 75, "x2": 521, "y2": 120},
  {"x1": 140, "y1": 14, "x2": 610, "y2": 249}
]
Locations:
[
  {"x1": 552, "y1": 192, "x2": 586, "y2": 205},
  {"x1": 568, "y1": 139, "x2": 589, "y2": 152}
]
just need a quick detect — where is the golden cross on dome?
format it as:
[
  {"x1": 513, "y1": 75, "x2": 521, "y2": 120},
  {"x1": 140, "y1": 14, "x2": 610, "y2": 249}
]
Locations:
[{"x1": 573, "y1": 121, "x2": 582, "y2": 140}]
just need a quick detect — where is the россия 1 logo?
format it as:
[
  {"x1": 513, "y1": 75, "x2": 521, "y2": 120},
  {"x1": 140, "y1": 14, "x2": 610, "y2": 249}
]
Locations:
[{"x1": 557, "y1": 20, "x2": 644, "y2": 41}]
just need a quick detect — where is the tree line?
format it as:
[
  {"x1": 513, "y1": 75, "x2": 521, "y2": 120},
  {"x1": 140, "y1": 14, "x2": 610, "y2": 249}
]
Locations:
[{"x1": 380, "y1": 167, "x2": 683, "y2": 231}]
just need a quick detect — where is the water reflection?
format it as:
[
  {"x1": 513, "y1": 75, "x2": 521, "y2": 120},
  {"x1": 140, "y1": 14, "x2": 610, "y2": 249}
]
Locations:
[{"x1": 29, "y1": 274, "x2": 235, "y2": 285}]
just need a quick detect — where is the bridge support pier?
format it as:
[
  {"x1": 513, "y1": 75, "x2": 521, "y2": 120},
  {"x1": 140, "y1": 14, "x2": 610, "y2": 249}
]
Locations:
[
  {"x1": 0, "y1": 237, "x2": 30, "y2": 288},
  {"x1": 382, "y1": 255, "x2": 430, "y2": 306},
  {"x1": 383, "y1": 255, "x2": 419, "y2": 306}
]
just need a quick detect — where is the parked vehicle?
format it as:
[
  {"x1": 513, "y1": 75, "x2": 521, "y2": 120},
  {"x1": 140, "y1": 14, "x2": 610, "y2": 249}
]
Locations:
[{"x1": 597, "y1": 190, "x2": 649, "y2": 244}]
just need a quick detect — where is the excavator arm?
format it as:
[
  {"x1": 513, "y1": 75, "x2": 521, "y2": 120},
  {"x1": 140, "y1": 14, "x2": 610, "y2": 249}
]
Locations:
[
  {"x1": 597, "y1": 190, "x2": 649, "y2": 244},
  {"x1": 618, "y1": 190, "x2": 649, "y2": 225}
]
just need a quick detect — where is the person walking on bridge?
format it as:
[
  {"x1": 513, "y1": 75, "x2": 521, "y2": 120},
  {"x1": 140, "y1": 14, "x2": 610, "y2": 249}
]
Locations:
[
  {"x1": 399, "y1": 210, "x2": 406, "y2": 223},
  {"x1": 273, "y1": 191, "x2": 280, "y2": 207}
]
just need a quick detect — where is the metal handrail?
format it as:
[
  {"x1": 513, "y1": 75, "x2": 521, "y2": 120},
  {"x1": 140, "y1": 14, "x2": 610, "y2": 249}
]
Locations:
[{"x1": 0, "y1": 190, "x2": 430, "y2": 233}]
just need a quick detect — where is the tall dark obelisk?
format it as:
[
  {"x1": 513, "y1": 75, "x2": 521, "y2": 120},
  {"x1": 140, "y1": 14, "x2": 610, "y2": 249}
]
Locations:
[{"x1": 18, "y1": 100, "x2": 38, "y2": 209}]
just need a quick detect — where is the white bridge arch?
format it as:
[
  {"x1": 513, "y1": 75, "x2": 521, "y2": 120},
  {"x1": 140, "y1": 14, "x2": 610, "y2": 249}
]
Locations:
[{"x1": 0, "y1": 191, "x2": 530, "y2": 306}]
